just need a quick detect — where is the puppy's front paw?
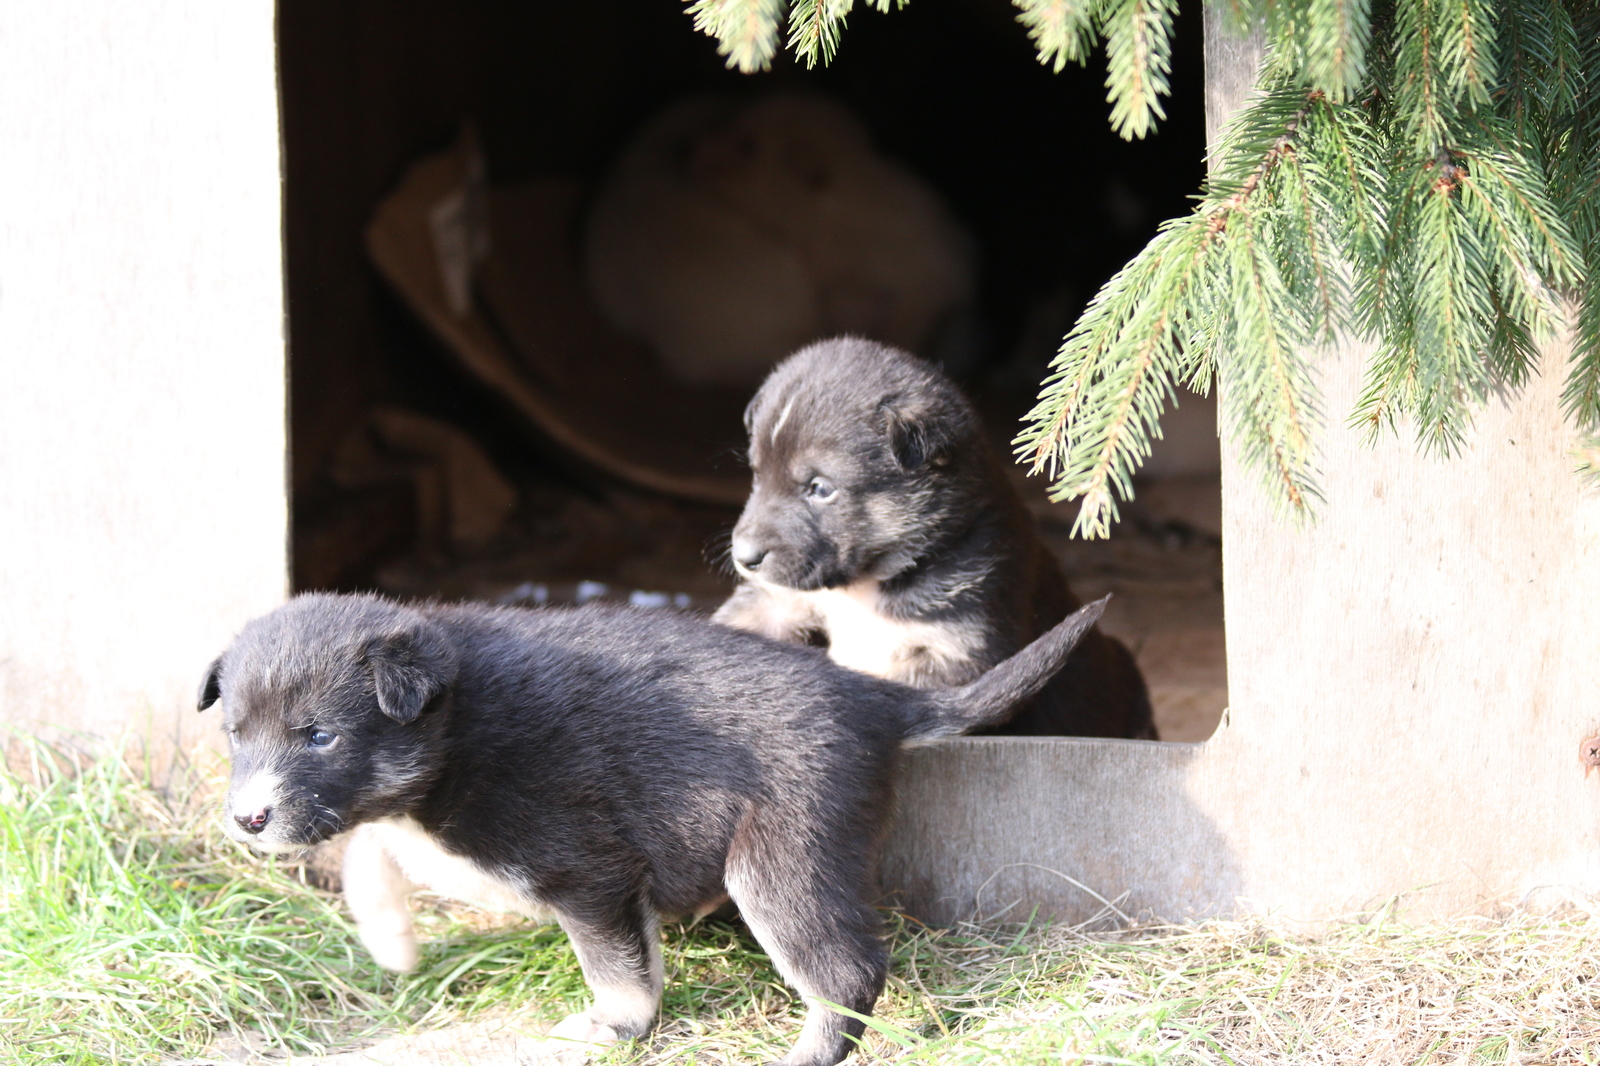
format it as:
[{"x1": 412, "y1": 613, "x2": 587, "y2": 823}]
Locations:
[
  {"x1": 546, "y1": 1011, "x2": 623, "y2": 1046},
  {"x1": 356, "y1": 922, "x2": 418, "y2": 973},
  {"x1": 522, "y1": 1013, "x2": 624, "y2": 1064}
]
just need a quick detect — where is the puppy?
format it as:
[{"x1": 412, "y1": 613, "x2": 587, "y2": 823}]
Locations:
[
  {"x1": 200, "y1": 591, "x2": 1106, "y2": 1066},
  {"x1": 715, "y1": 337, "x2": 1155, "y2": 739}
]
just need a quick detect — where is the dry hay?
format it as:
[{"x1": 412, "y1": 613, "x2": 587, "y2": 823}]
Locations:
[
  {"x1": 875, "y1": 910, "x2": 1600, "y2": 1065},
  {"x1": 613, "y1": 909, "x2": 1600, "y2": 1066}
]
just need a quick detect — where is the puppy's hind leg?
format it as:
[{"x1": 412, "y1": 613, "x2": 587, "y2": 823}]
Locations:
[
  {"x1": 725, "y1": 820, "x2": 888, "y2": 1066},
  {"x1": 545, "y1": 887, "x2": 663, "y2": 1051},
  {"x1": 343, "y1": 823, "x2": 419, "y2": 973}
]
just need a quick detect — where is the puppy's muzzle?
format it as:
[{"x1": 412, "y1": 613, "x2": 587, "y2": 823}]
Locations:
[
  {"x1": 234, "y1": 806, "x2": 272, "y2": 834},
  {"x1": 730, "y1": 538, "x2": 768, "y2": 574}
]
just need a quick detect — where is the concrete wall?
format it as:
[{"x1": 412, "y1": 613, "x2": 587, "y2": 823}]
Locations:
[
  {"x1": 0, "y1": 2, "x2": 288, "y2": 766},
  {"x1": 881, "y1": 11, "x2": 1600, "y2": 924}
]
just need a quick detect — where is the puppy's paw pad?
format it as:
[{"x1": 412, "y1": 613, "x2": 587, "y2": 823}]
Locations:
[{"x1": 546, "y1": 1012, "x2": 622, "y2": 1046}]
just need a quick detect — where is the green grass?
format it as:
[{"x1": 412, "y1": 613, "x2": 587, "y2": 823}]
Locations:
[
  {"x1": 2, "y1": 743, "x2": 1598, "y2": 1066},
  {"x1": 0, "y1": 742, "x2": 592, "y2": 1064}
]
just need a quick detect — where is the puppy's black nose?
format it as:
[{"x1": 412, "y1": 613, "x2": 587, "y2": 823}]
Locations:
[
  {"x1": 234, "y1": 807, "x2": 272, "y2": 834},
  {"x1": 731, "y1": 539, "x2": 767, "y2": 571}
]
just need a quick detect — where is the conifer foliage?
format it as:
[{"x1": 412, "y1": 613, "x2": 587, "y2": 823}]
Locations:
[{"x1": 684, "y1": 0, "x2": 1600, "y2": 533}]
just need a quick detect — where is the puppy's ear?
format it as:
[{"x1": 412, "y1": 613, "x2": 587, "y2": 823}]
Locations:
[
  {"x1": 879, "y1": 395, "x2": 957, "y2": 471},
  {"x1": 742, "y1": 393, "x2": 761, "y2": 435},
  {"x1": 197, "y1": 656, "x2": 223, "y2": 711},
  {"x1": 364, "y1": 623, "x2": 457, "y2": 724}
]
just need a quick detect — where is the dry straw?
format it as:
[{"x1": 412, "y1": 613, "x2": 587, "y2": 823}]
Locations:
[{"x1": 628, "y1": 907, "x2": 1600, "y2": 1065}]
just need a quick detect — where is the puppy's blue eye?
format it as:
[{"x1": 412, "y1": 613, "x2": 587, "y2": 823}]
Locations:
[
  {"x1": 805, "y1": 477, "x2": 836, "y2": 501},
  {"x1": 307, "y1": 728, "x2": 337, "y2": 749}
]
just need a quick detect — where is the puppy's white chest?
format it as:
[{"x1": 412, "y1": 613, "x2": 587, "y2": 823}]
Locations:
[
  {"x1": 368, "y1": 816, "x2": 547, "y2": 918},
  {"x1": 809, "y1": 581, "x2": 895, "y2": 676},
  {"x1": 807, "y1": 580, "x2": 977, "y2": 681}
]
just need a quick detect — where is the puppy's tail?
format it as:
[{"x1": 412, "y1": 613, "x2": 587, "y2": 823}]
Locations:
[{"x1": 903, "y1": 596, "x2": 1110, "y2": 741}]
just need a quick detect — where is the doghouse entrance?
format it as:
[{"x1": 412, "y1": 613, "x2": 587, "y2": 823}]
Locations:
[{"x1": 279, "y1": 0, "x2": 1226, "y2": 742}]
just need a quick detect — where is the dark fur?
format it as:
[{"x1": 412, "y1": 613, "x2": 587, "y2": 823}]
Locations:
[
  {"x1": 716, "y1": 337, "x2": 1156, "y2": 739},
  {"x1": 200, "y1": 591, "x2": 1106, "y2": 1066}
]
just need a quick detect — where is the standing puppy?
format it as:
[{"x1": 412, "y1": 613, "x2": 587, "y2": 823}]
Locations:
[
  {"x1": 200, "y1": 592, "x2": 1106, "y2": 1066},
  {"x1": 717, "y1": 337, "x2": 1155, "y2": 739}
]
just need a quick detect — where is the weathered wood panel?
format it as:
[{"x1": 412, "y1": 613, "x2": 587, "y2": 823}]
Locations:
[{"x1": 0, "y1": 1, "x2": 288, "y2": 766}]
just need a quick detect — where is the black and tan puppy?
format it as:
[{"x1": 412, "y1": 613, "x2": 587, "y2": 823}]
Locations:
[
  {"x1": 199, "y1": 592, "x2": 1107, "y2": 1066},
  {"x1": 716, "y1": 337, "x2": 1155, "y2": 739}
]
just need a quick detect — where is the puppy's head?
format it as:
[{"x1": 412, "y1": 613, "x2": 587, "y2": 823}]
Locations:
[
  {"x1": 729, "y1": 337, "x2": 983, "y2": 590},
  {"x1": 198, "y1": 594, "x2": 457, "y2": 853}
]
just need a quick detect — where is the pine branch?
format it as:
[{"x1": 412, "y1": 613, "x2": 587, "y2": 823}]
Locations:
[
  {"x1": 685, "y1": 0, "x2": 788, "y2": 72},
  {"x1": 1303, "y1": 92, "x2": 1390, "y2": 330},
  {"x1": 1014, "y1": 0, "x2": 1101, "y2": 73},
  {"x1": 1392, "y1": 0, "x2": 1453, "y2": 150},
  {"x1": 1017, "y1": 84, "x2": 1326, "y2": 533},
  {"x1": 1401, "y1": 153, "x2": 1496, "y2": 453},
  {"x1": 1354, "y1": 0, "x2": 1576, "y2": 454},
  {"x1": 1486, "y1": 282, "x2": 1539, "y2": 388},
  {"x1": 1556, "y1": 34, "x2": 1600, "y2": 430},
  {"x1": 1275, "y1": 133, "x2": 1343, "y2": 341},
  {"x1": 1577, "y1": 0, "x2": 1600, "y2": 139},
  {"x1": 1436, "y1": 0, "x2": 1497, "y2": 107},
  {"x1": 1019, "y1": 331, "x2": 1107, "y2": 483},
  {"x1": 1454, "y1": 126, "x2": 1580, "y2": 334},
  {"x1": 1565, "y1": 246, "x2": 1600, "y2": 427},
  {"x1": 1301, "y1": 0, "x2": 1372, "y2": 98},
  {"x1": 1206, "y1": 83, "x2": 1318, "y2": 208},
  {"x1": 1354, "y1": 332, "x2": 1421, "y2": 439},
  {"x1": 1217, "y1": 210, "x2": 1324, "y2": 514},
  {"x1": 1015, "y1": 220, "x2": 1211, "y2": 537},
  {"x1": 1496, "y1": 0, "x2": 1579, "y2": 137},
  {"x1": 789, "y1": 0, "x2": 855, "y2": 68},
  {"x1": 1539, "y1": 0, "x2": 1581, "y2": 115},
  {"x1": 1102, "y1": 0, "x2": 1176, "y2": 139},
  {"x1": 1059, "y1": 309, "x2": 1177, "y2": 537},
  {"x1": 1576, "y1": 437, "x2": 1600, "y2": 483}
]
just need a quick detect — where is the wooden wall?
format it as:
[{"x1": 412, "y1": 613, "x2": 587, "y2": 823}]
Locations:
[{"x1": 0, "y1": 1, "x2": 287, "y2": 766}]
